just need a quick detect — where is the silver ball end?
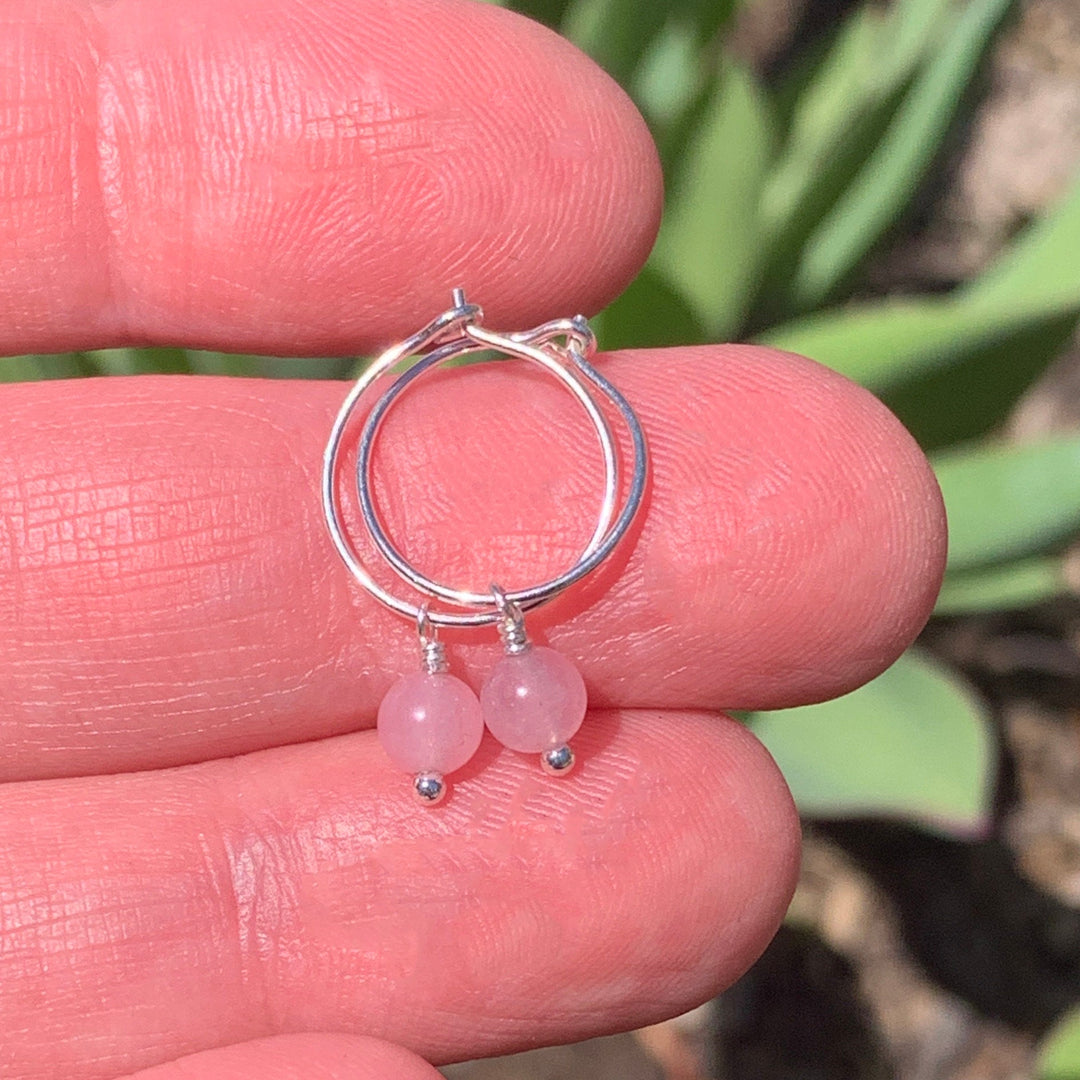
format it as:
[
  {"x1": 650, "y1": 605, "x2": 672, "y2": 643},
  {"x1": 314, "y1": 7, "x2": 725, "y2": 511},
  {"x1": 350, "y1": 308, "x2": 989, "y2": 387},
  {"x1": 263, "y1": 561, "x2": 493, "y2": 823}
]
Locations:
[
  {"x1": 413, "y1": 772, "x2": 446, "y2": 805},
  {"x1": 540, "y1": 744, "x2": 575, "y2": 776}
]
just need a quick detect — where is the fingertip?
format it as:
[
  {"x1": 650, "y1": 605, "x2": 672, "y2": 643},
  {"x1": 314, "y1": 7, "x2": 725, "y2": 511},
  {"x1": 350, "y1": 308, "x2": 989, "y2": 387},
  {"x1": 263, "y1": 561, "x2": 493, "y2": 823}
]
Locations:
[
  {"x1": 52, "y1": 0, "x2": 663, "y2": 353},
  {"x1": 418, "y1": 709, "x2": 802, "y2": 1040},
  {"x1": 703, "y1": 714, "x2": 802, "y2": 981},
  {"x1": 425, "y1": 1, "x2": 663, "y2": 325},
  {"x1": 769, "y1": 349, "x2": 948, "y2": 690},
  {"x1": 618, "y1": 710, "x2": 800, "y2": 1002},
  {"x1": 629, "y1": 344, "x2": 947, "y2": 709}
]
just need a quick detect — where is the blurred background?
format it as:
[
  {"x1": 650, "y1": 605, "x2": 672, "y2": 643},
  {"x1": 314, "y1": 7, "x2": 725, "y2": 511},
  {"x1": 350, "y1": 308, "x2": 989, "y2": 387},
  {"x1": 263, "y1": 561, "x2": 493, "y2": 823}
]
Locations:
[
  {"x1": 460, "y1": 0, "x2": 1080, "y2": 1076},
  {"x1": 9, "y1": 0, "x2": 1080, "y2": 1076}
]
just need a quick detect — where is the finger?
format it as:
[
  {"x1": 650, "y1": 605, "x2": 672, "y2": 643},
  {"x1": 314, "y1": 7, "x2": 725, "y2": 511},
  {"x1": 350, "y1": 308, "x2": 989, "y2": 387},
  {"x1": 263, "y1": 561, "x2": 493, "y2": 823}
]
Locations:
[
  {"x1": 118, "y1": 1035, "x2": 442, "y2": 1080},
  {"x1": 0, "y1": 711, "x2": 799, "y2": 1080},
  {"x1": 0, "y1": 347, "x2": 945, "y2": 780},
  {"x1": 1, "y1": 0, "x2": 659, "y2": 355}
]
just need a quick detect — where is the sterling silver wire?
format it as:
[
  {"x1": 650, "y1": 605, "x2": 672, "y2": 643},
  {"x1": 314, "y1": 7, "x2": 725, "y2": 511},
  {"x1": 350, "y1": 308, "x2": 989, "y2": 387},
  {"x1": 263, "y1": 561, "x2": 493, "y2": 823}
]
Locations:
[{"x1": 321, "y1": 290, "x2": 648, "y2": 628}]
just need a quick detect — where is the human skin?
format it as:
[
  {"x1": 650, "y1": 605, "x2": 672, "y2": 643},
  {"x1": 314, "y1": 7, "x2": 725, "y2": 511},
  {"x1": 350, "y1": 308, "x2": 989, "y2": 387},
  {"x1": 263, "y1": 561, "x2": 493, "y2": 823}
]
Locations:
[{"x1": 0, "y1": 1, "x2": 947, "y2": 1078}]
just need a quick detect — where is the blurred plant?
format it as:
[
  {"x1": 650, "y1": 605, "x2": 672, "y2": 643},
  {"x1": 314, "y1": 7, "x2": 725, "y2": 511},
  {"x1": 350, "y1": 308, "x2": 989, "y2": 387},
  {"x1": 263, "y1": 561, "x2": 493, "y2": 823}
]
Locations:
[
  {"x1": 1038, "y1": 1007, "x2": 1080, "y2": 1079},
  {"x1": 6, "y1": 0, "x2": 1079, "y2": 839},
  {"x1": 554, "y1": 0, "x2": 1078, "y2": 839}
]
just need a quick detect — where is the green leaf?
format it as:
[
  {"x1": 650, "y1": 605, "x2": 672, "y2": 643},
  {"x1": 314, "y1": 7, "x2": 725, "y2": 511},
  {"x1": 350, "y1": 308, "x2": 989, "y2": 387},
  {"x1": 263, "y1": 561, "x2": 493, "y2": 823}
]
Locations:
[
  {"x1": 632, "y1": 19, "x2": 705, "y2": 128},
  {"x1": 884, "y1": 0, "x2": 957, "y2": 83},
  {"x1": 934, "y1": 436, "x2": 1080, "y2": 572},
  {"x1": 758, "y1": 170, "x2": 1080, "y2": 447},
  {"x1": 592, "y1": 265, "x2": 705, "y2": 349},
  {"x1": 936, "y1": 556, "x2": 1066, "y2": 615},
  {"x1": 964, "y1": 166, "x2": 1080, "y2": 314},
  {"x1": 562, "y1": 0, "x2": 739, "y2": 86},
  {"x1": 749, "y1": 650, "x2": 994, "y2": 835},
  {"x1": 561, "y1": 0, "x2": 671, "y2": 84},
  {"x1": 651, "y1": 59, "x2": 774, "y2": 339},
  {"x1": 0, "y1": 357, "x2": 51, "y2": 381},
  {"x1": 503, "y1": 0, "x2": 575, "y2": 27},
  {"x1": 760, "y1": 5, "x2": 888, "y2": 241},
  {"x1": 791, "y1": 0, "x2": 1015, "y2": 310},
  {"x1": 0, "y1": 354, "x2": 93, "y2": 381},
  {"x1": 757, "y1": 293, "x2": 1077, "y2": 394},
  {"x1": 682, "y1": 0, "x2": 740, "y2": 45},
  {"x1": 85, "y1": 347, "x2": 193, "y2": 375},
  {"x1": 758, "y1": 170, "x2": 1080, "y2": 386},
  {"x1": 184, "y1": 352, "x2": 355, "y2": 378},
  {"x1": 883, "y1": 310, "x2": 1076, "y2": 452},
  {"x1": 758, "y1": 295, "x2": 977, "y2": 390},
  {"x1": 753, "y1": 0, "x2": 955, "y2": 326},
  {"x1": 1040, "y1": 1009, "x2": 1080, "y2": 1080}
]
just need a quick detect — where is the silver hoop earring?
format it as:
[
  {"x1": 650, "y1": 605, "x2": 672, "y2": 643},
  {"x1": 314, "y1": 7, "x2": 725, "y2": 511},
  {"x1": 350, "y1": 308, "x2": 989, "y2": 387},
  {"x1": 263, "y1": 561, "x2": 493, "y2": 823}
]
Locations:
[{"x1": 322, "y1": 290, "x2": 648, "y2": 803}]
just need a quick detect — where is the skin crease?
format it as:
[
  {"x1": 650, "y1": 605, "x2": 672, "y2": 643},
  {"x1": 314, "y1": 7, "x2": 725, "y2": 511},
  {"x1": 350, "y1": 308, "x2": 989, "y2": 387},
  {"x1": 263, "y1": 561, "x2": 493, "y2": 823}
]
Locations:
[
  {"x1": 0, "y1": 0, "x2": 946, "y2": 1078},
  {"x1": 117, "y1": 1036, "x2": 444, "y2": 1080}
]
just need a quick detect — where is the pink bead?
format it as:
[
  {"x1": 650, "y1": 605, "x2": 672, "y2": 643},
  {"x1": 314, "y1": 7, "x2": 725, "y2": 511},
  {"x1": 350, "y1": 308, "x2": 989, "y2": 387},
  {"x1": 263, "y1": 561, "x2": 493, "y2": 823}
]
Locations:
[
  {"x1": 377, "y1": 671, "x2": 484, "y2": 775},
  {"x1": 480, "y1": 646, "x2": 587, "y2": 753}
]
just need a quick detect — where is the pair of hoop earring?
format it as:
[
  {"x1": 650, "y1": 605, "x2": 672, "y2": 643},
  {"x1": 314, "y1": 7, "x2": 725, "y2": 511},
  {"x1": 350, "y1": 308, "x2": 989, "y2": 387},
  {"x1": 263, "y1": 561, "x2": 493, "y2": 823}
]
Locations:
[{"x1": 322, "y1": 290, "x2": 648, "y2": 804}]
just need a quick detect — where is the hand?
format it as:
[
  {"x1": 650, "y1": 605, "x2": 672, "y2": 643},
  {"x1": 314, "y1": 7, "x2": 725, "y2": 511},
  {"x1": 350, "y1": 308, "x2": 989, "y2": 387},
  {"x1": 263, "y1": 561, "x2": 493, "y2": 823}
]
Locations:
[{"x1": 0, "y1": 1, "x2": 946, "y2": 1077}]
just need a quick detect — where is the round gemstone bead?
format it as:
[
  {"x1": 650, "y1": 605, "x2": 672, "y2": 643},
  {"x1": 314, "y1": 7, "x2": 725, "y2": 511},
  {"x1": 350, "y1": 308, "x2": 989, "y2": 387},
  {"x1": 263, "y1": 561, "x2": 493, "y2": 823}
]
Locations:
[
  {"x1": 377, "y1": 671, "x2": 484, "y2": 776},
  {"x1": 480, "y1": 646, "x2": 587, "y2": 753}
]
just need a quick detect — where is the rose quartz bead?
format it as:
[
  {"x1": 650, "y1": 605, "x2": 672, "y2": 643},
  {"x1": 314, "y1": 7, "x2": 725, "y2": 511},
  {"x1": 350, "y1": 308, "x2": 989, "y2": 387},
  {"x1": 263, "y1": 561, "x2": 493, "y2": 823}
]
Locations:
[
  {"x1": 480, "y1": 646, "x2": 587, "y2": 753},
  {"x1": 377, "y1": 671, "x2": 483, "y2": 775}
]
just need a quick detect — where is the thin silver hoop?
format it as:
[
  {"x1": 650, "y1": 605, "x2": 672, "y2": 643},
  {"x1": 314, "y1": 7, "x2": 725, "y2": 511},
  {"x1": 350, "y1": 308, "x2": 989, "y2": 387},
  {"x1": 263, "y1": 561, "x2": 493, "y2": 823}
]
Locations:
[
  {"x1": 321, "y1": 290, "x2": 648, "y2": 628},
  {"x1": 322, "y1": 300, "x2": 617, "y2": 627},
  {"x1": 356, "y1": 321, "x2": 619, "y2": 608}
]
